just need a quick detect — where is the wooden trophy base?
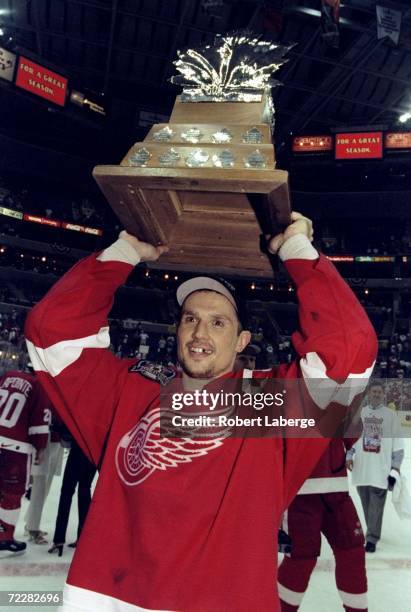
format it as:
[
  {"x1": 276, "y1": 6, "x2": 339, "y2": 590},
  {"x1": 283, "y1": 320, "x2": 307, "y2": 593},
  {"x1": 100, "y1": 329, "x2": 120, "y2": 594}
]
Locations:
[
  {"x1": 93, "y1": 94, "x2": 291, "y2": 278},
  {"x1": 93, "y1": 166, "x2": 289, "y2": 277}
]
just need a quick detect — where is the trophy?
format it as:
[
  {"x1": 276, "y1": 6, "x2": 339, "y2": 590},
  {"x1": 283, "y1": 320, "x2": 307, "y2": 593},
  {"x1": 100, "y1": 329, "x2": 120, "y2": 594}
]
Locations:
[{"x1": 93, "y1": 33, "x2": 292, "y2": 277}]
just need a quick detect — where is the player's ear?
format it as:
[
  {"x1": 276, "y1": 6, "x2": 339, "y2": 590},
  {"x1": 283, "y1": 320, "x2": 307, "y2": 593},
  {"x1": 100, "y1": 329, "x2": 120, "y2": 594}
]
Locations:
[{"x1": 236, "y1": 330, "x2": 251, "y2": 354}]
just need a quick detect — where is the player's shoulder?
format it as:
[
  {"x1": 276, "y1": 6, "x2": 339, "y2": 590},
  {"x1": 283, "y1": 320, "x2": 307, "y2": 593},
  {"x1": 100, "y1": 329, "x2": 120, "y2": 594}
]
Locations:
[
  {"x1": 1, "y1": 369, "x2": 34, "y2": 383},
  {"x1": 128, "y1": 359, "x2": 177, "y2": 386}
]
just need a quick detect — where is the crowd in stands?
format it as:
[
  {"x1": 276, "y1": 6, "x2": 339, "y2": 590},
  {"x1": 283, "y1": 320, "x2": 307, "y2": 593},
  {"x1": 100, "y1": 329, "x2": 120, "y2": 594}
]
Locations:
[
  {"x1": 2, "y1": 295, "x2": 410, "y2": 391},
  {"x1": 3, "y1": 176, "x2": 411, "y2": 258},
  {"x1": 318, "y1": 220, "x2": 411, "y2": 255},
  {"x1": 0, "y1": 177, "x2": 119, "y2": 251}
]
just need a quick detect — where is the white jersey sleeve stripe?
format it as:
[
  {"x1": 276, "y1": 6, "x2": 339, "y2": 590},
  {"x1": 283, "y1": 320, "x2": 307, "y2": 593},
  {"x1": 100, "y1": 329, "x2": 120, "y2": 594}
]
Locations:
[
  {"x1": 278, "y1": 234, "x2": 318, "y2": 262},
  {"x1": 62, "y1": 584, "x2": 176, "y2": 612},
  {"x1": 28, "y1": 425, "x2": 49, "y2": 435},
  {"x1": 97, "y1": 238, "x2": 141, "y2": 266},
  {"x1": 338, "y1": 590, "x2": 368, "y2": 609},
  {"x1": 0, "y1": 507, "x2": 20, "y2": 527},
  {"x1": 277, "y1": 583, "x2": 305, "y2": 606},
  {"x1": 0, "y1": 436, "x2": 32, "y2": 454},
  {"x1": 297, "y1": 476, "x2": 349, "y2": 495},
  {"x1": 26, "y1": 327, "x2": 111, "y2": 378},
  {"x1": 301, "y1": 352, "x2": 375, "y2": 409}
]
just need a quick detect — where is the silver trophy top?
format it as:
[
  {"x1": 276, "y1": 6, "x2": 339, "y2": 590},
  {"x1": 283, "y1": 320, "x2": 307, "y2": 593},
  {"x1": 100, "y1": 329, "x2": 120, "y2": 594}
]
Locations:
[{"x1": 170, "y1": 31, "x2": 291, "y2": 103}]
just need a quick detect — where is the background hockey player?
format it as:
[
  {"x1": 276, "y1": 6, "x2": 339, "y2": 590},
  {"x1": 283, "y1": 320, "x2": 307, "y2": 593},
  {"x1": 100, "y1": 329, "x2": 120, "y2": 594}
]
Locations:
[
  {"x1": 0, "y1": 368, "x2": 50, "y2": 553},
  {"x1": 278, "y1": 439, "x2": 368, "y2": 612},
  {"x1": 25, "y1": 212, "x2": 377, "y2": 611}
]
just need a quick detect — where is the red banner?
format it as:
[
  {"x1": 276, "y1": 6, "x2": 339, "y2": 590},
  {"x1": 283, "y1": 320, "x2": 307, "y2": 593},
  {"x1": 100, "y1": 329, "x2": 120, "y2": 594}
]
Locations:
[
  {"x1": 335, "y1": 132, "x2": 383, "y2": 160},
  {"x1": 292, "y1": 135, "x2": 333, "y2": 152},
  {"x1": 16, "y1": 57, "x2": 67, "y2": 107},
  {"x1": 326, "y1": 256, "x2": 354, "y2": 262},
  {"x1": 23, "y1": 214, "x2": 61, "y2": 227},
  {"x1": 61, "y1": 222, "x2": 103, "y2": 236},
  {"x1": 385, "y1": 132, "x2": 411, "y2": 149}
]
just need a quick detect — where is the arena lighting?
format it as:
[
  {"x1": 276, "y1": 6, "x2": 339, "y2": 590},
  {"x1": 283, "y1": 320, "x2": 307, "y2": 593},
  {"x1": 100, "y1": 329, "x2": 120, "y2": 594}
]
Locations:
[
  {"x1": 385, "y1": 132, "x2": 411, "y2": 149},
  {"x1": 70, "y1": 90, "x2": 106, "y2": 116},
  {"x1": 292, "y1": 135, "x2": 333, "y2": 153},
  {"x1": 164, "y1": 273, "x2": 169, "y2": 280},
  {"x1": 251, "y1": 283, "x2": 256, "y2": 290},
  {"x1": 399, "y1": 112, "x2": 411, "y2": 123}
]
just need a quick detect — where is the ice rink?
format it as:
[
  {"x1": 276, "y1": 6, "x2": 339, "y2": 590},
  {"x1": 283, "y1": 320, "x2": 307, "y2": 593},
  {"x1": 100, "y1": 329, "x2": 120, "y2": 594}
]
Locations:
[{"x1": 1, "y1": 440, "x2": 410, "y2": 611}]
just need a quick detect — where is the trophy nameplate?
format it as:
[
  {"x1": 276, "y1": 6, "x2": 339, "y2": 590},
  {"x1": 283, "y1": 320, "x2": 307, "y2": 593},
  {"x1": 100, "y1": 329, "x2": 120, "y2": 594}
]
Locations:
[{"x1": 93, "y1": 33, "x2": 292, "y2": 277}]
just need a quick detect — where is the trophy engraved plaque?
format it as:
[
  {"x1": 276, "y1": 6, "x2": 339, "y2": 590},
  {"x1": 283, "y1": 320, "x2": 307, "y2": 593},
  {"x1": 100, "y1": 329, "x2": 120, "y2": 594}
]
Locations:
[
  {"x1": 211, "y1": 128, "x2": 233, "y2": 144},
  {"x1": 93, "y1": 32, "x2": 292, "y2": 277},
  {"x1": 158, "y1": 148, "x2": 181, "y2": 167},
  {"x1": 153, "y1": 126, "x2": 174, "y2": 142},
  {"x1": 213, "y1": 150, "x2": 236, "y2": 168},
  {"x1": 242, "y1": 127, "x2": 264, "y2": 144},
  {"x1": 185, "y1": 150, "x2": 210, "y2": 167},
  {"x1": 181, "y1": 127, "x2": 204, "y2": 143}
]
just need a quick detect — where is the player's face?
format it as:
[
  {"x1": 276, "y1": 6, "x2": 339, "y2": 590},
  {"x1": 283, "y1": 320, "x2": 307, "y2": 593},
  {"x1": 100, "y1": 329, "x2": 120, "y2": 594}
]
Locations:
[
  {"x1": 369, "y1": 385, "x2": 384, "y2": 407},
  {"x1": 177, "y1": 291, "x2": 251, "y2": 380}
]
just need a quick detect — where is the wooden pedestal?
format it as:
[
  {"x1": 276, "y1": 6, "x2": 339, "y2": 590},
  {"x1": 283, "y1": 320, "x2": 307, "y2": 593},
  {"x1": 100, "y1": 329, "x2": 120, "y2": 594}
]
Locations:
[{"x1": 92, "y1": 166, "x2": 290, "y2": 277}]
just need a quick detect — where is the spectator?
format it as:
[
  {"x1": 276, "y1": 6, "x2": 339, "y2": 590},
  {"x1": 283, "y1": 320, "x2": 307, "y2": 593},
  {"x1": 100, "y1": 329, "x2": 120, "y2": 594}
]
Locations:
[
  {"x1": 347, "y1": 381, "x2": 405, "y2": 552},
  {"x1": 48, "y1": 437, "x2": 97, "y2": 557}
]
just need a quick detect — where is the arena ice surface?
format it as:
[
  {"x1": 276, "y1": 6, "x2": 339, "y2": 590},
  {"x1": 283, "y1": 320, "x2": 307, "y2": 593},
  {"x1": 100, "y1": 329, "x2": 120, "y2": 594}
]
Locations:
[{"x1": 0, "y1": 443, "x2": 410, "y2": 612}]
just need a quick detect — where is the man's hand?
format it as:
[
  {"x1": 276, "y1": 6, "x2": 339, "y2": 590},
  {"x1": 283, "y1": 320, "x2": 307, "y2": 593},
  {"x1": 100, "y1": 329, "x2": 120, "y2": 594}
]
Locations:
[
  {"x1": 120, "y1": 230, "x2": 169, "y2": 262},
  {"x1": 388, "y1": 475, "x2": 397, "y2": 490},
  {"x1": 267, "y1": 211, "x2": 314, "y2": 255},
  {"x1": 346, "y1": 459, "x2": 354, "y2": 471},
  {"x1": 34, "y1": 449, "x2": 45, "y2": 466}
]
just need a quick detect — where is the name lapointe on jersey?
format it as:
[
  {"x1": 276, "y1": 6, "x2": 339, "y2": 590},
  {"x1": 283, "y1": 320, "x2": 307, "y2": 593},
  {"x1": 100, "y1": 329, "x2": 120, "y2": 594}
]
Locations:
[{"x1": 115, "y1": 407, "x2": 232, "y2": 486}]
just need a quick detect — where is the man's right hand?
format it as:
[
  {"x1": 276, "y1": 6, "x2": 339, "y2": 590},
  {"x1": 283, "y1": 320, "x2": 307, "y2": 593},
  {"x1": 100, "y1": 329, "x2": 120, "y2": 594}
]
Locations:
[
  {"x1": 346, "y1": 459, "x2": 353, "y2": 471},
  {"x1": 120, "y1": 230, "x2": 169, "y2": 262}
]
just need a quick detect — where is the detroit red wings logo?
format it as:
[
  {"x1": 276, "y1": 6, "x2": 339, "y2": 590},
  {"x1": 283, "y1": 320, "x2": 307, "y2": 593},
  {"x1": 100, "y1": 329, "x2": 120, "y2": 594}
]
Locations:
[{"x1": 115, "y1": 408, "x2": 229, "y2": 486}]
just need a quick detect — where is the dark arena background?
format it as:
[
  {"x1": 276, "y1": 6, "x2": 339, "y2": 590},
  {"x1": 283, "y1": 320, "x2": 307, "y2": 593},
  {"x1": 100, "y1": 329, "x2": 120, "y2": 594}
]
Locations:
[{"x1": 0, "y1": 1, "x2": 410, "y2": 611}]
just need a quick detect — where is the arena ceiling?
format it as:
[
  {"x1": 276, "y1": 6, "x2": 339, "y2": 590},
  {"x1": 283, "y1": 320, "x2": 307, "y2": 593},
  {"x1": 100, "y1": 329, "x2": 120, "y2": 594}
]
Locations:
[
  {"x1": 1, "y1": 0, "x2": 411, "y2": 216},
  {"x1": 1, "y1": 1, "x2": 411, "y2": 145}
]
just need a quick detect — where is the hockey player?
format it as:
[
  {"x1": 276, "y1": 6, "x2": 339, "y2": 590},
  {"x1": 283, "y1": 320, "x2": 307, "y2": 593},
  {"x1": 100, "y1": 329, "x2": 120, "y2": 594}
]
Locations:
[
  {"x1": 0, "y1": 368, "x2": 50, "y2": 552},
  {"x1": 25, "y1": 212, "x2": 377, "y2": 611},
  {"x1": 278, "y1": 439, "x2": 368, "y2": 611}
]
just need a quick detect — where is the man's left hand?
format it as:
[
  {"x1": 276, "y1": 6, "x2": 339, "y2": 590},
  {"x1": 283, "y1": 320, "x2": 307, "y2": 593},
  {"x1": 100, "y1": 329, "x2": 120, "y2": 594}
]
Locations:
[{"x1": 267, "y1": 211, "x2": 314, "y2": 255}]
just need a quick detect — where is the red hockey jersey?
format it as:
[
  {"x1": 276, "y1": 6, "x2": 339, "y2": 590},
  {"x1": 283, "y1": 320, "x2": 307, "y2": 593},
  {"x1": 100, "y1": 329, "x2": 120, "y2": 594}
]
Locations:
[
  {"x1": 25, "y1": 235, "x2": 377, "y2": 612},
  {"x1": 0, "y1": 370, "x2": 50, "y2": 454},
  {"x1": 297, "y1": 438, "x2": 358, "y2": 495}
]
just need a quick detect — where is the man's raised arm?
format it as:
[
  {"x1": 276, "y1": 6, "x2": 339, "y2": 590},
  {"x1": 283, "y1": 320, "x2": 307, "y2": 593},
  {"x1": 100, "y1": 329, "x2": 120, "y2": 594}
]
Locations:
[
  {"x1": 268, "y1": 213, "x2": 378, "y2": 505},
  {"x1": 25, "y1": 233, "x2": 167, "y2": 464}
]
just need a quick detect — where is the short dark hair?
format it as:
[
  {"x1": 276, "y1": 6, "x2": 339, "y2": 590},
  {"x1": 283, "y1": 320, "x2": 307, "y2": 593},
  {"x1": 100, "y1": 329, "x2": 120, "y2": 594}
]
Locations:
[{"x1": 369, "y1": 381, "x2": 384, "y2": 391}]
